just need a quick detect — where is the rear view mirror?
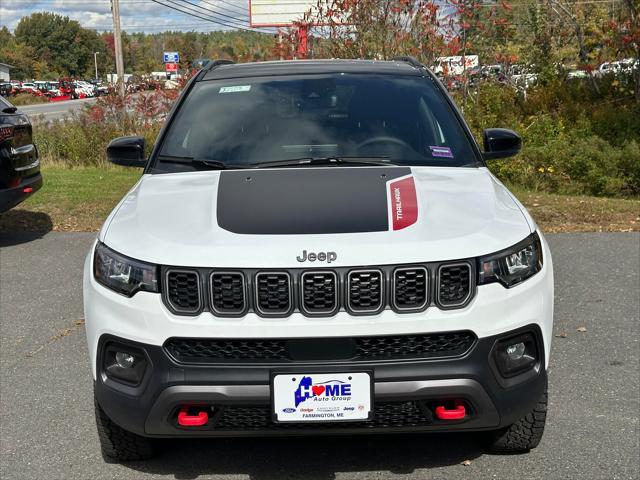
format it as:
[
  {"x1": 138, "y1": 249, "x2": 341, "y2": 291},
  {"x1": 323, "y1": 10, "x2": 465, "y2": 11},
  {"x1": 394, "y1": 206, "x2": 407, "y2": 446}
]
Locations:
[
  {"x1": 483, "y1": 128, "x2": 521, "y2": 160},
  {"x1": 107, "y1": 136, "x2": 146, "y2": 167}
]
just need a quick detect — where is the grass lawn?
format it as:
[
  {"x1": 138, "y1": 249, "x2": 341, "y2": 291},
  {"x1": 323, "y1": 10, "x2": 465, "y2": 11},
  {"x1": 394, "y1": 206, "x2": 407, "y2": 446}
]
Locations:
[
  {"x1": 1, "y1": 166, "x2": 638, "y2": 233},
  {"x1": 0, "y1": 167, "x2": 141, "y2": 233}
]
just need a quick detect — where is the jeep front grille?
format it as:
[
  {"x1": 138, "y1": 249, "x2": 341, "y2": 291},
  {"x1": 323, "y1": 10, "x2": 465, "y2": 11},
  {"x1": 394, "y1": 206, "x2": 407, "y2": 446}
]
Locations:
[
  {"x1": 347, "y1": 270, "x2": 383, "y2": 313},
  {"x1": 393, "y1": 267, "x2": 428, "y2": 311},
  {"x1": 160, "y1": 262, "x2": 475, "y2": 317},
  {"x1": 164, "y1": 331, "x2": 476, "y2": 364},
  {"x1": 301, "y1": 271, "x2": 338, "y2": 315},
  {"x1": 255, "y1": 272, "x2": 292, "y2": 315},
  {"x1": 437, "y1": 263, "x2": 472, "y2": 308},
  {"x1": 165, "y1": 269, "x2": 201, "y2": 314},
  {"x1": 210, "y1": 272, "x2": 246, "y2": 315}
]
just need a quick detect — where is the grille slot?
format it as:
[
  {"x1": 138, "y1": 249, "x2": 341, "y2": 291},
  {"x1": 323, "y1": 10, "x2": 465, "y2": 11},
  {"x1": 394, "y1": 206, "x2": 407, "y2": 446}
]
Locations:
[
  {"x1": 393, "y1": 267, "x2": 428, "y2": 311},
  {"x1": 164, "y1": 331, "x2": 475, "y2": 364},
  {"x1": 255, "y1": 272, "x2": 292, "y2": 315},
  {"x1": 165, "y1": 270, "x2": 201, "y2": 314},
  {"x1": 210, "y1": 272, "x2": 246, "y2": 315},
  {"x1": 354, "y1": 331, "x2": 474, "y2": 359},
  {"x1": 347, "y1": 269, "x2": 384, "y2": 313},
  {"x1": 166, "y1": 338, "x2": 288, "y2": 361},
  {"x1": 208, "y1": 402, "x2": 432, "y2": 430},
  {"x1": 438, "y1": 263, "x2": 472, "y2": 307},
  {"x1": 301, "y1": 271, "x2": 338, "y2": 315}
]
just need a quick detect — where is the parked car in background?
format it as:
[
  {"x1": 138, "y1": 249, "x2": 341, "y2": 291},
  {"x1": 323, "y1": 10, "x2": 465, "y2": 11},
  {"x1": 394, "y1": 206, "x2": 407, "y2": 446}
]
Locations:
[
  {"x1": 0, "y1": 83, "x2": 12, "y2": 97},
  {"x1": 0, "y1": 96, "x2": 42, "y2": 212},
  {"x1": 73, "y1": 81, "x2": 96, "y2": 98},
  {"x1": 89, "y1": 80, "x2": 109, "y2": 96},
  {"x1": 18, "y1": 82, "x2": 38, "y2": 94},
  {"x1": 34, "y1": 81, "x2": 49, "y2": 93},
  {"x1": 567, "y1": 69, "x2": 589, "y2": 80},
  {"x1": 617, "y1": 58, "x2": 639, "y2": 75},
  {"x1": 509, "y1": 65, "x2": 538, "y2": 89}
]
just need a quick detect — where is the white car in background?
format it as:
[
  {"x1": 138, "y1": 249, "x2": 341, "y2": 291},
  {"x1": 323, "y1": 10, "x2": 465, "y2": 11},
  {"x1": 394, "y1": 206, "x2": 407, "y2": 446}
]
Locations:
[
  {"x1": 70, "y1": 81, "x2": 96, "y2": 98},
  {"x1": 18, "y1": 83, "x2": 38, "y2": 94}
]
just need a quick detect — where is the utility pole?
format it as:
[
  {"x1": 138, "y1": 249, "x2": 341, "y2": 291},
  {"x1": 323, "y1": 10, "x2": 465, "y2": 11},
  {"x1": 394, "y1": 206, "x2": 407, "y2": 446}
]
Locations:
[
  {"x1": 93, "y1": 52, "x2": 99, "y2": 81},
  {"x1": 111, "y1": 0, "x2": 125, "y2": 96}
]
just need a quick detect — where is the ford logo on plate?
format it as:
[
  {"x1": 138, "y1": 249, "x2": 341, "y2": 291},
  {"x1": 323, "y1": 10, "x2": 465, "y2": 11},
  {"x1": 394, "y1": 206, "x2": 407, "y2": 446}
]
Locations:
[{"x1": 282, "y1": 408, "x2": 296, "y2": 413}]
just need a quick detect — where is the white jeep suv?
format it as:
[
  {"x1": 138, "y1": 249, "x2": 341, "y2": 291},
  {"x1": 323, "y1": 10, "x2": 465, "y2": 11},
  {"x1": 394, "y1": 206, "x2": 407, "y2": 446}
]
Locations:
[{"x1": 84, "y1": 58, "x2": 553, "y2": 461}]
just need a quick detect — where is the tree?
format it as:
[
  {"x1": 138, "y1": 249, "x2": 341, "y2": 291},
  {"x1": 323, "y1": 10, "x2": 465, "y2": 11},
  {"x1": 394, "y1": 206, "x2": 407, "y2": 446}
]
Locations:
[
  {"x1": 290, "y1": 0, "x2": 447, "y2": 65},
  {"x1": 14, "y1": 12, "x2": 102, "y2": 77},
  {"x1": 603, "y1": 0, "x2": 640, "y2": 102}
]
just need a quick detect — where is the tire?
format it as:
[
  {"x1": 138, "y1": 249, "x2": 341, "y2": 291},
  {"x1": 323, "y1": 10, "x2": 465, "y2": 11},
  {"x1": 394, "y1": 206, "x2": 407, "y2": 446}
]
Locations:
[
  {"x1": 487, "y1": 382, "x2": 548, "y2": 453},
  {"x1": 94, "y1": 394, "x2": 155, "y2": 461}
]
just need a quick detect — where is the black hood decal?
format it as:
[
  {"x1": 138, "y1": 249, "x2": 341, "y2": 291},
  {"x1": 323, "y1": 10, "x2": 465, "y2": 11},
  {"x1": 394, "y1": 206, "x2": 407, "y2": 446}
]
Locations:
[{"x1": 217, "y1": 167, "x2": 411, "y2": 235}]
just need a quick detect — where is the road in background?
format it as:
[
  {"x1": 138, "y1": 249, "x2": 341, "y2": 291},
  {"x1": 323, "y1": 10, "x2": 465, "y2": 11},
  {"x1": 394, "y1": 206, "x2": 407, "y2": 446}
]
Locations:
[
  {"x1": 19, "y1": 97, "x2": 97, "y2": 122},
  {"x1": 0, "y1": 232, "x2": 638, "y2": 480}
]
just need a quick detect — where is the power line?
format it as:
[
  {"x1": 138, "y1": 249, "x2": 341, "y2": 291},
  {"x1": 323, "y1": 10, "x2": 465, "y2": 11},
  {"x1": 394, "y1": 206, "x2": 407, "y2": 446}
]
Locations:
[
  {"x1": 92, "y1": 22, "x2": 265, "y2": 31},
  {"x1": 173, "y1": 0, "x2": 249, "y2": 23},
  {"x1": 147, "y1": 0, "x2": 268, "y2": 32},
  {"x1": 4, "y1": 0, "x2": 249, "y2": 13},
  {"x1": 198, "y1": 0, "x2": 249, "y2": 17}
]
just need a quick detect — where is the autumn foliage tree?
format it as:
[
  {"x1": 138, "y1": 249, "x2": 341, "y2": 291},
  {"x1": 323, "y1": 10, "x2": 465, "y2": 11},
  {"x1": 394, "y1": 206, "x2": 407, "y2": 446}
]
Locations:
[{"x1": 292, "y1": 0, "x2": 448, "y2": 65}]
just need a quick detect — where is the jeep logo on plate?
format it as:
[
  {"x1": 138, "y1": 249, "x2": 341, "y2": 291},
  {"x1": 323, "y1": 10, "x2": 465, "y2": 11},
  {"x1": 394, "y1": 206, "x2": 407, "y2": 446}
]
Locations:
[{"x1": 296, "y1": 250, "x2": 337, "y2": 263}]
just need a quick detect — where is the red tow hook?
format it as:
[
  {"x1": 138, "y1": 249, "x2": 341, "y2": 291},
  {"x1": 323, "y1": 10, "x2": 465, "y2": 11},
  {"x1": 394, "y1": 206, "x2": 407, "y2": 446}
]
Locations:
[
  {"x1": 434, "y1": 403, "x2": 466, "y2": 420},
  {"x1": 178, "y1": 407, "x2": 209, "y2": 427}
]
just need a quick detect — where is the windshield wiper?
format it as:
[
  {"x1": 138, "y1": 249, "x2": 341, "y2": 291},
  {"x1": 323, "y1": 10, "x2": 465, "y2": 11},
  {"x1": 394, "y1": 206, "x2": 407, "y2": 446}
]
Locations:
[
  {"x1": 156, "y1": 155, "x2": 246, "y2": 170},
  {"x1": 249, "y1": 156, "x2": 393, "y2": 169}
]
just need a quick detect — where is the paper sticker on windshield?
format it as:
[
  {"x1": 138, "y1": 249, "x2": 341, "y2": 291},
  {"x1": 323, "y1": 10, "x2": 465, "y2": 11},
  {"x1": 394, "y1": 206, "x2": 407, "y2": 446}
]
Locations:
[
  {"x1": 429, "y1": 146, "x2": 453, "y2": 158},
  {"x1": 219, "y1": 85, "x2": 251, "y2": 94}
]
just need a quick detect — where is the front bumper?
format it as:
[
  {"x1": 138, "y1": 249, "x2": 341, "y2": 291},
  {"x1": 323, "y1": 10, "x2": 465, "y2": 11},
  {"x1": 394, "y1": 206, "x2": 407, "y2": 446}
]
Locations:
[{"x1": 95, "y1": 325, "x2": 547, "y2": 438}]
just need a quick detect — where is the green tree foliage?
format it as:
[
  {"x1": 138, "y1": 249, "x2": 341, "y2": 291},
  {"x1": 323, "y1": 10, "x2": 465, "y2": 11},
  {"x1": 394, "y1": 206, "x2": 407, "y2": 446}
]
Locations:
[
  {"x1": 0, "y1": 26, "x2": 39, "y2": 79},
  {"x1": 1, "y1": 13, "x2": 275, "y2": 80},
  {"x1": 13, "y1": 13, "x2": 102, "y2": 77}
]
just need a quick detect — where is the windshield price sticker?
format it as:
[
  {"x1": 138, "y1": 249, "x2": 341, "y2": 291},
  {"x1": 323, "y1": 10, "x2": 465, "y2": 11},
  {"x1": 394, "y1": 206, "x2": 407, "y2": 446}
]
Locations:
[
  {"x1": 219, "y1": 85, "x2": 251, "y2": 94},
  {"x1": 273, "y1": 372, "x2": 371, "y2": 422}
]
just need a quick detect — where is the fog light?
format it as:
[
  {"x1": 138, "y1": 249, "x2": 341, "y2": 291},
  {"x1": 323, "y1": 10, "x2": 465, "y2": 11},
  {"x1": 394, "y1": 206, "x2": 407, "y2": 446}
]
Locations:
[
  {"x1": 506, "y1": 342, "x2": 526, "y2": 360},
  {"x1": 103, "y1": 343, "x2": 147, "y2": 385},
  {"x1": 115, "y1": 352, "x2": 135, "y2": 369},
  {"x1": 494, "y1": 333, "x2": 538, "y2": 377}
]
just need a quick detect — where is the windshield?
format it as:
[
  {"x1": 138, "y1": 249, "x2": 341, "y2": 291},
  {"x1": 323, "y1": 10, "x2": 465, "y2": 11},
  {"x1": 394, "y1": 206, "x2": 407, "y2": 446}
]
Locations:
[{"x1": 153, "y1": 73, "x2": 479, "y2": 172}]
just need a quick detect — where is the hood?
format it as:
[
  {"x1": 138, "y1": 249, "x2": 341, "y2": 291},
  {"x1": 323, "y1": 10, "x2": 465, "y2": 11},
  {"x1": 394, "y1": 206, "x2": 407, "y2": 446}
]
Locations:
[{"x1": 101, "y1": 166, "x2": 532, "y2": 268}]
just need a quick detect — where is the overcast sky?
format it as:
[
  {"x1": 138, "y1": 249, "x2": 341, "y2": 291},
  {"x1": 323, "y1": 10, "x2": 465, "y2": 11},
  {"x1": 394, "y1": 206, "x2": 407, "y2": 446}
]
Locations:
[{"x1": 0, "y1": 0, "x2": 257, "y2": 33}]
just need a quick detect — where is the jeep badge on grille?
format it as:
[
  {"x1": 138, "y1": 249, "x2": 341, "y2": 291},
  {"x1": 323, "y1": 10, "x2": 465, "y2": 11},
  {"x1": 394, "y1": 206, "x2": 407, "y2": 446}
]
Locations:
[{"x1": 296, "y1": 250, "x2": 337, "y2": 263}]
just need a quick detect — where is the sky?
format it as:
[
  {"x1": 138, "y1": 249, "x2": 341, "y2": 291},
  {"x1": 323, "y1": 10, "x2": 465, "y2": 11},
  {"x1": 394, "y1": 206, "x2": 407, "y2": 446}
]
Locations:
[{"x1": 0, "y1": 0, "x2": 262, "y2": 33}]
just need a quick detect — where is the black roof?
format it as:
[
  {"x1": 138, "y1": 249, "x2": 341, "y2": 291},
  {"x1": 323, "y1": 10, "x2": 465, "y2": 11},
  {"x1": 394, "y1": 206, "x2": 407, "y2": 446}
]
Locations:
[{"x1": 201, "y1": 59, "x2": 424, "y2": 81}]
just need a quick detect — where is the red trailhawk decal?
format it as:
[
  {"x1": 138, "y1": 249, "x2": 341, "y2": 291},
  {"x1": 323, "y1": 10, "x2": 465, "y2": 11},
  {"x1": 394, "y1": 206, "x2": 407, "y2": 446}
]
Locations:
[{"x1": 388, "y1": 175, "x2": 418, "y2": 230}]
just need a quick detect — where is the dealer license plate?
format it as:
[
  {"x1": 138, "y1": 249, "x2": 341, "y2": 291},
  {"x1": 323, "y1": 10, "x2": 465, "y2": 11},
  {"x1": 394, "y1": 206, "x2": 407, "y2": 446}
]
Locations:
[{"x1": 272, "y1": 372, "x2": 372, "y2": 422}]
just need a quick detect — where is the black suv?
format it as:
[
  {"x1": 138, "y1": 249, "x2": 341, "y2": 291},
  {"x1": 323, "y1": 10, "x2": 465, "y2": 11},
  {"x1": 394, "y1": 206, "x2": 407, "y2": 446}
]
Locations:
[{"x1": 0, "y1": 96, "x2": 42, "y2": 212}]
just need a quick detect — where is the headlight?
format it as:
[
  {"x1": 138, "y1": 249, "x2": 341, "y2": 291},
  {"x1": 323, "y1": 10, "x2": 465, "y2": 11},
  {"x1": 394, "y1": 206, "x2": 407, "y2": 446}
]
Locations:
[
  {"x1": 94, "y1": 242, "x2": 159, "y2": 296},
  {"x1": 478, "y1": 233, "x2": 543, "y2": 288}
]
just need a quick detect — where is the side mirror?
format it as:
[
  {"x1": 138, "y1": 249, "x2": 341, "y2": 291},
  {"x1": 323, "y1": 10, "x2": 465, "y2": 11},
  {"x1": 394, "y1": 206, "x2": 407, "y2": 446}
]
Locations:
[
  {"x1": 483, "y1": 128, "x2": 521, "y2": 160},
  {"x1": 106, "y1": 136, "x2": 146, "y2": 167}
]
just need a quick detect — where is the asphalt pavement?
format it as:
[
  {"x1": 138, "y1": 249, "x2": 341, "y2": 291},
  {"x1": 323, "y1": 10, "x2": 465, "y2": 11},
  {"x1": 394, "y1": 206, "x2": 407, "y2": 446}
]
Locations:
[
  {"x1": 19, "y1": 97, "x2": 97, "y2": 122},
  {"x1": 0, "y1": 231, "x2": 638, "y2": 480}
]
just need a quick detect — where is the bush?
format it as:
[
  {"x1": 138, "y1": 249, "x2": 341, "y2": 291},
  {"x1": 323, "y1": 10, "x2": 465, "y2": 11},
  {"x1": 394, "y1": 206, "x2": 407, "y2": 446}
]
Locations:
[
  {"x1": 35, "y1": 90, "x2": 172, "y2": 167},
  {"x1": 458, "y1": 80, "x2": 640, "y2": 197},
  {"x1": 35, "y1": 79, "x2": 639, "y2": 197},
  {"x1": 10, "y1": 93, "x2": 49, "y2": 106}
]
